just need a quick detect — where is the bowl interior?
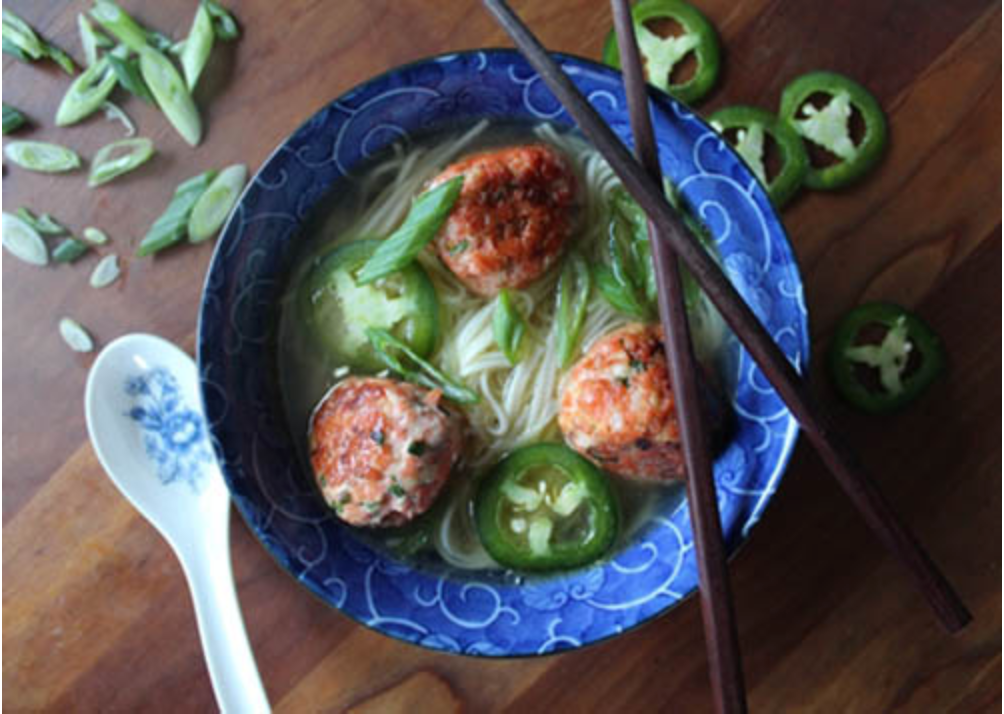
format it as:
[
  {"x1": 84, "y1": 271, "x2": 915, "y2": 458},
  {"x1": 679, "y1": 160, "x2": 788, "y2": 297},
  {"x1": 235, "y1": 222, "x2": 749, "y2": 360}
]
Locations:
[{"x1": 198, "y1": 50, "x2": 808, "y2": 657}]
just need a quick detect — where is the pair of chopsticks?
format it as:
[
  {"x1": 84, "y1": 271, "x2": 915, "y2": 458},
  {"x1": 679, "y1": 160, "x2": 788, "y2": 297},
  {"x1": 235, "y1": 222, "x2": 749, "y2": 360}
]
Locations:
[{"x1": 480, "y1": 0, "x2": 972, "y2": 711}]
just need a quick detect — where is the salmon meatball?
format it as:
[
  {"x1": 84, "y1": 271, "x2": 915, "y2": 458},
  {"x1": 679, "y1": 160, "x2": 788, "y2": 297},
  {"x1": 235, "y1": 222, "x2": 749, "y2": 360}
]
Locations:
[
  {"x1": 559, "y1": 323, "x2": 684, "y2": 482},
  {"x1": 429, "y1": 144, "x2": 578, "y2": 296},
  {"x1": 309, "y1": 377, "x2": 465, "y2": 527}
]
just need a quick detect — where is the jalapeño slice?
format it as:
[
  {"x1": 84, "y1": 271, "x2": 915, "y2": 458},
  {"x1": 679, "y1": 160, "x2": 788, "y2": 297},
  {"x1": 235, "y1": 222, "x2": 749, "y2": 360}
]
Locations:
[
  {"x1": 475, "y1": 443, "x2": 619, "y2": 572},
  {"x1": 300, "y1": 239, "x2": 440, "y2": 372},
  {"x1": 828, "y1": 302, "x2": 945, "y2": 413},
  {"x1": 602, "y1": 0, "x2": 721, "y2": 105},
  {"x1": 779, "y1": 70, "x2": 887, "y2": 190}
]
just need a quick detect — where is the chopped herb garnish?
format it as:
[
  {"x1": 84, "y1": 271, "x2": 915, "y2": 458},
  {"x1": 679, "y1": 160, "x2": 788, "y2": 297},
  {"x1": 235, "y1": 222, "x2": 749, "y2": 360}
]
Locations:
[
  {"x1": 407, "y1": 441, "x2": 427, "y2": 456},
  {"x1": 618, "y1": 377, "x2": 631, "y2": 388},
  {"x1": 448, "y1": 240, "x2": 469, "y2": 255},
  {"x1": 629, "y1": 358, "x2": 645, "y2": 372},
  {"x1": 389, "y1": 480, "x2": 407, "y2": 498},
  {"x1": 371, "y1": 430, "x2": 385, "y2": 445}
]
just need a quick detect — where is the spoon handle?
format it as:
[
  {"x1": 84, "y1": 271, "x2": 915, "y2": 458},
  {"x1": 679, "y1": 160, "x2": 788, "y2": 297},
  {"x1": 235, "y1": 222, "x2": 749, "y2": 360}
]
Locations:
[{"x1": 180, "y1": 511, "x2": 271, "y2": 714}]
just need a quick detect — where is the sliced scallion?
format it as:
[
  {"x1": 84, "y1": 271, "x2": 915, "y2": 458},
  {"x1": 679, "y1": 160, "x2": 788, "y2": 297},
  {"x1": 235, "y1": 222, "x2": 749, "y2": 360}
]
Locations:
[
  {"x1": 366, "y1": 327, "x2": 480, "y2": 404},
  {"x1": 102, "y1": 100, "x2": 137, "y2": 136},
  {"x1": 55, "y1": 55, "x2": 118, "y2": 126},
  {"x1": 78, "y1": 14, "x2": 112, "y2": 67},
  {"x1": 53, "y1": 238, "x2": 91, "y2": 263},
  {"x1": 2, "y1": 212, "x2": 49, "y2": 266},
  {"x1": 204, "y1": 0, "x2": 240, "y2": 41},
  {"x1": 356, "y1": 175, "x2": 464, "y2": 284},
  {"x1": 180, "y1": 2, "x2": 214, "y2": 91},
  {"x1": 187, "y1": 164, "x2": 246, "y2": 242},
  {"x1": 2, "y1": 103, "x2": 28, "y2": 134},
  {"x1": 2, "y1": 9, "x2": 77, "y2": 74},
  {"x1": 136, "y1": 170, "x2": 216, "y2": 256},
  {"x1": 90, "y1": 253, "x2": 121, "y2": 287},
  {"x1": 59, "y1": 318, "x2": 95, "y2": 353},
  {"x1": 83, "y1": 226, "x2": 110, "y2": 244},
  {"x1": 4, "y1": 141, "x2": 82, "y2": 173},
  {"x1": 555, "y1": 250, "x2": 592, "y2": 368},
  {"x1": 493, "y1": 288, "x2": 527, "y2": 365},
  {"x1": 16, "y1": 207, "x2": 68, "y2": 235},
  {"x1": 107, "y1": 48, "x2": 154, "y2": 104},
  {"x1": 88, "y1": 137, "x2": 155, "y2": 187},
  {"x1": 90, "y1": 0, "x2": 149, "y2": 53},
  {"x1": 139, "y1": 46, "x2": 202, "y2": 146}
]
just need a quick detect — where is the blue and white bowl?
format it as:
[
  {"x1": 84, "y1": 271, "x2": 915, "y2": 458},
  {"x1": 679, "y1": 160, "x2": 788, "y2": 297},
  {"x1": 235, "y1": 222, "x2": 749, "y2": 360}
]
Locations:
[{"x1": 197, "y1": 50, "x2": 808, "y2": 657}]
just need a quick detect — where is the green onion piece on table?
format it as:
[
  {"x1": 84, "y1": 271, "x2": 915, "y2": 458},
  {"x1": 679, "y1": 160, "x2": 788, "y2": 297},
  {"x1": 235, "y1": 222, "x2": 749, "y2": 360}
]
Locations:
[
  {"x1": 78, "y1": 14, "x2": 113, "y2": 67},
  {"x1": 204, "y1": 0, "x2": 240, "y2": 41},
  {"x1": 53, "y1": 238, "x2": 91, "y2": 263},
  {"x1": 2, "y1": 103, "x2": 28, "y2": 134},
  {"x1": 16, "y1": 207, "x2": 68, "y2": 235},
  {"x1": 90, "y1": 0, "x2": 150, "y2": 53},
  {"x1": 555, "y1": 251, "x2": 592, "y2": 369},
  {"x1": 180, "y1": 2, "x2": 214, "y2": 90},
  {"x1": 90, "y1": 254, "x2": 121, "y2": 287},
  {"x1": 493, "y1": 288, "x2": 527, "y2": 365},
  {"x1": 2, "y1": 9, "x2": 77, "y2": 73},
  {"x1": 88, "y1": 137, "x2": 155, "y2": 187},
  {"x1": 779, "y1": 70, "x2": 888, "y2": 190},
  {"x1": 366, "y1": 327, "x2": 480, "y2": 404},
  {"x1": 4, "y1": 141, "x2": 82, "y2": 173},
  {"x1": 107, "y1": 48, "x2": 154, "y2": 104},
  {"x1": 187, "y1": 164, "x2": 247, "y2": 241},
  {"x1": 136, "y1": 170, "x2": 216, "y2": 256},
  {"x1": 55, "y1": 56, "x2": 118, "y2": 126},
  {"x1": 2, "y1": 212, "x2": 49, "y2": 266},
  {"x1": 356, "y1": 175, "x2": 464, "y2": 284},
  {"x1": 138, "y1": 46, "x2": 202, "y2": 146},
  {"x1": 83, "y1": 226, "x2": 110, "y2": 244},
  {"x1": 602, "y1": 0, "x2": 720, "y2": 105},
  {"x1": 102, "y1": 100, "x2": 137, "y2": 136},
  {"x1": 710, "y1": 105, "x2": 809, "y2": 208},
  {"x1": 59, "y1": 318, "x2": 95, "y2": 352}
]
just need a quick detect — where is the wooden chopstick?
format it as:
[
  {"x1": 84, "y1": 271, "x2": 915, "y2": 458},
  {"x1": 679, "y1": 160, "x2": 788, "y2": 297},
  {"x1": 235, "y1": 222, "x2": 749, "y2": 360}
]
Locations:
[
  {"x1": 609, "y1": 2, "x2": 747, "y2": 711},
  {"x1": 479, "y1": 0, "x2": 972, "y2": 634}
]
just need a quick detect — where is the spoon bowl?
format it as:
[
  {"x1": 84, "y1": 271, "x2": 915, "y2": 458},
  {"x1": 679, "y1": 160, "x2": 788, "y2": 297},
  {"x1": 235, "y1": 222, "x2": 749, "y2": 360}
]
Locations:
[{"x1": 85, "y1": 333, "x2": 269, "y2": 713}]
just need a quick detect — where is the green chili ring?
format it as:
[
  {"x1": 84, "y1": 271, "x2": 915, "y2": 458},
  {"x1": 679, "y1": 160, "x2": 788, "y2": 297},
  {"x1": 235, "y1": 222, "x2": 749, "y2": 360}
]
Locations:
[
  {"x1": 602, "y1": 0, "x2": 721, "y2": 105},
  {"x1": 779, "y1": 71, "x2": 887, "y2": 190},
  {"x1": 709, "y1": 105, "x2": 809, "y2": 208},
  {"x1": 828, "y1": 302, "x2": 945, "y2": 413},
  {"x1": 475, "y1": 443, "x2": 620, "y2": 572}
]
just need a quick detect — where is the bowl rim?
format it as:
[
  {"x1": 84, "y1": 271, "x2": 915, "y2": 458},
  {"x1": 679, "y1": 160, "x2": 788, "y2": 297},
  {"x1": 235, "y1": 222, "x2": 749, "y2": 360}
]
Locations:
[{"x1": 196, "y1": 47, "x2": 810, "y2": 658}]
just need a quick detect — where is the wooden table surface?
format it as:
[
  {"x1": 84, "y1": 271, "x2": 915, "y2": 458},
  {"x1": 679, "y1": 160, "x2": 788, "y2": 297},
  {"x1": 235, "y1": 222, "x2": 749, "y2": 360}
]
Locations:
[{"x1": 3, "y1": 0, "x2": 1001, "y2": 711}]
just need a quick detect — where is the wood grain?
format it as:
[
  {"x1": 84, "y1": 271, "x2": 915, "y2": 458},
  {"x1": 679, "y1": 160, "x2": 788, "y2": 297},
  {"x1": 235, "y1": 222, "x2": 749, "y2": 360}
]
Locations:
[{"x1": 2, "y1": 0, "x2": 1000, "y2": 711}]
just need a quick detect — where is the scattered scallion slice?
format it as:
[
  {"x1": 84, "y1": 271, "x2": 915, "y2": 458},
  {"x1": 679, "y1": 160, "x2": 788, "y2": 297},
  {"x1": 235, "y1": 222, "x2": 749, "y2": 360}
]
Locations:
[
  {"x1": 2, "y1": 103, "x2": 28, "y2": 134},
  {"x1": 102, "y1": 100, "x2": 136, "y2": 136},
  {"x1": 53, "y1": 238, "x2": 91, "y2": 263},
  {"x1": 90, "y1": 254, "x2": 121, "y2": 287},
  {"x1": 204, "y1": 0, "x2": 240, "y2": 41},
  {"x1": 107, "y1": 48, "x2": 154, "y2": 104},
  {"x1": 139, "y1": 46, "x2": 202, "y2": 146},
  {"x1": 356, "y1": 175, "x2": 464, "y2": 284},
  {"x1": 493, "y1": 288, "x2": 527, "y2": 365},
  {"x1": 4, "y1": 140, "x2": 82, "y2": 173},
  {"x1": 2, "y1": 212, "x2": 49, "y2": 266},
  {"x1": 88, "y1": 137, "x2": 155, "y2": 187},
  {"x1": 90, "y1": 0, "x2": 149, "y2": 53},
  {"x1": 187, "y1": 164, "x2": 246, "y2": 241},
  {"x1": 78, "y1": 14, "x2": 112, "y2": 67},
  {"x1": 55, "y1": 56, "x2": 117, "y2": 126},
  {"x1": 83, "y1": 226, "x2": 110, "y2": 244},
  {"x1": 3, "y1": 9, "x2": 77, "y2": 73},
  {"x1": 59, "y1": 318, "x2": 95, "y2": 352},
  {"x1": 555, "y1": 250, "x2": 592, "y2": 368},
  {"x1": 366, "y1": 327, "x2": 480, "y2": 404},
  {"x1": 136, "y1": 170, "x2": 216, "y2": 256},
  {"x1": 180, "y1": 2, "x2": 214, "y2": 91},
  {"x1": 16, "y1": 208, "x2": 68, "y2": 235}
]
